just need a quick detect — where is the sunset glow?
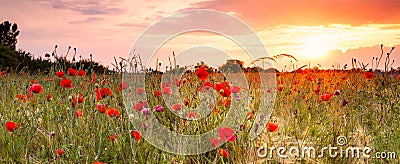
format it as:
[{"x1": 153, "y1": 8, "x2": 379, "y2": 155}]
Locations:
[{"x1": 1, "y1": 0, "x2": 399, "y2": 70}]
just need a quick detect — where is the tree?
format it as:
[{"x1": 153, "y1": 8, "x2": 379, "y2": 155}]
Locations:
[{"x1": 0, "y1": 21, "x2": 20, "y2": 50}]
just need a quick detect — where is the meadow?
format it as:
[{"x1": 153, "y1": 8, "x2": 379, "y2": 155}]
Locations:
[{"x1": 0, "y1": 56, "x2": 399, "y2": 163}]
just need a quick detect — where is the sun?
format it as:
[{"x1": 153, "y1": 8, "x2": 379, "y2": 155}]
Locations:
[{"x1": 300, "y1": 35, "x2": 333, "y2": 58}]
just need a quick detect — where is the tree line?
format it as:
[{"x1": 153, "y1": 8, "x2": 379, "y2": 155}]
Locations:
[{"x1": 0, "y1": 20, "x2": 108, "y2": 74}]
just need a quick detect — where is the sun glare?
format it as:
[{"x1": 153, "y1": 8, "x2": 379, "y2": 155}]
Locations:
[{"x1": 300, "y1": 35, "x2": 335, "y2": 58}]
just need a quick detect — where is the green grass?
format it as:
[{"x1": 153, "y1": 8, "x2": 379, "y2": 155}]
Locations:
[{"x1": 0, "y1": 68, "x2": 399, "y2": 163}]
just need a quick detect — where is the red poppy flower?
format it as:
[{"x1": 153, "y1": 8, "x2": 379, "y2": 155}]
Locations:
[
  {"x1": 172, "y1": 103, "x2": 182, "y2": 112},
  {"x1": 97, "y1": 104, "x2": 107, "y2": 113},
  {"x1": 136, "y1": 88, "x2": 145, "y2": 95},
  {"x1": 196, "y1": 66, "x2": 208, "y2": 81},
  {"x1": 0, "y1": 70, "x2": 6, "y2": 76},
  {"x1": 55, "y1": 71, "x2": 65, "y2": 78},
  {"x1": 134, "y1": 101, "x2": 146, "y2": 111},
  {"x1": 76, "y1": 110, "x2": 83, "y2": 117},
  {"x1": 153, "y1": 90, "x2": 161, "y2": 97},
  {"x1": 210, "y1": 138, "x2": 219, "y2": 147},
  {"x1": 26, "y1": 92, "x2": 34, "y2": 99},
  {"x1": 277, "y1": 86, "x2": 283, "y2": 92},
  {"x1": 56, "y1": 148, "x2": 64, "y2": 156},
  {"x1": 46, "y1": 94, "x2": 52, "y2": 101},
  {"x1": 187, "y1": 112, "x2": 197, "y2": 118},
  {"x1": 68, "y1": 68, "x2": 78, "y2": 76},
  {"x1": 217, "y1": 148, "x2": 230, "y2": 158},
  {"x1": 30, "y1": 84, "x2": 43, "y2": 94},
  {"x1": 60, "y1": 78, "x2": 73, "y2": 88},
  {"x1": 45, "y1": 53, "x2": 50, "y2": 57},
  {"x1": 93, "y1": 162, "x2": 105, "y2": 164},
  {"x1": 320, "y1": 93, "x2": 333, "y2": 101},
  {"x1": 118, "y1": 82, "x2": 129, "y2": 91},
  {"x1": 364, "y1": 72, "x2": 374, "y2": 80},
  {"x1": 131, "y1": 130, "x2": 141, "y2": 141},
  {"x1": 78, "y1": 70, "x2": 86, "y2": 76},
  {"x1": 95, "y1": 88, "x2": 112, "y2": 100},
  {"x1": 162, "y1": 87, "x2": 172, "y2": 95},
  {"x1": 397, "y1": 75, "x2": 400, "y2": 81},
  {"x1": 5, "y1": 121, "x2": 18, "y2": 132},
  {"x1": 106, "y1": 108, "x2": 120, "y2": 117},
  {"x1": 218, "y1": 127, "x2": 235, "y2": 141},
  {"x1": 267, "y1": 122, "x2": 278, "y2": 132},
  {"x1": 108, "y1": 134, "x2": 117, "y2": 141},
  {"x1": 231, "y1": 86, "x2": 241, "y2": 93},
  {"x1": 15, "y1": 94, "x2": 26, "y2": 103}
]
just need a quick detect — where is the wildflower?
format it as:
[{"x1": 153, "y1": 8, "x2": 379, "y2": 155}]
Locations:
[
  {"x1": 60, "y1": 78, "x2": 73, "y2": 88},
  {"x1": 210, "y1": 137, "x2": 219, "y2": 147},
  {"x1": 95, "y1": 88, "x2": 112, "y2": 100},
  {"x1": 5, "y1": 121, "x2": 18, "y2": 132},
  {"x1": 277, "y1": 86, "x2": 283, "y2": 92},
  {"x1": 217, "y1": 148, "x2": 230, "y2": 158},
  {"x1": 184, "y1": 99, "x2": 190, "y2": 106},
  {"x1": 106, "y1": 108, "x2": 120, "y2": 117},
  {"x1": 162, "y1": 87, "x2": 172, "y2": 95},
  {"x1": 56, "y1": 148, "x2": 64, "y2": 156},
  {"x1": 0, "y1": 70, "x2": 6, "y2": 76},
  {"x1": 396, "y1": 75, "x2": 400, "y2": 81},
  {"x1": 117, "y1": 82, "x2": 129, "y2": 91},
  {"x1": 267, "y1": 122, "x2": 278, "y2": 132},
  {"x1": 154, "y1": 105, "x2": 164, "y2": 112},
  {"x1": 47, "y1": 94, "x2": 52, "y2": 101},
  {"x1": 56, "y1": 71, "x2": 65, "y2": 78},
  {"x1": 341, "y1": 99, "x2": 349, "y2": 107},
  {"x1": 187, "y1": 112, "x2": 196, "y2": 118},
  {"x1": 153, "y1": 90, "x2": 161, "y2": 97},
  {"x1": 50, "y1": 131, "x2": 55, "y2": 138},
  {"x1": 172, "y1": 103, "x2": 182, "y2": 112},
  {"x1": 364, "y1": 72, "x2": 374, "y2": 80},
  {"x1": 231, "y1": 86, "x2": 241, "y2": 93},
  {"x1": 218, "y1": 127, "x2": 235, "y2": 141},
  {"x1": 68, "y1": 68, "x2": 78, "y2": 76},
  {"x1": 30, "y1": 84, "x2": 43, "y2": 94},
  {"x1": 196, "y1": 66, "x2": 208, "y2": 81},
  {"x1": 134, "y1": 101, "x2": 145, "y2": 111},
  {"x1": 97, "y1": 104, "x2": 107, "y2": 113},
  {"x1": 15, "y1": 94, "x2": 26, "y2": 103},
  {"x1": 108, "y1": 134, "x2": 117, "y2": 141},
  {"x1": 131, "y1": 130, "x2": 141, "y2": 141},
  {"x1": 141, "y1": 108, "x2": 151, "y2": 116},
  {"x1": 93, "y1": 162, "x2": 105, "y2": 164},
  {"x1": 334, "y1": 90, "x2": 341, "y2": 96},
  {"x1": 235, "y1": 94, "x2": 241, "y2": 101},
  {"x1": 320, "y1": 93, "x2": 333, "y2": 101},
  {"x1": 78, "y1": 70, "x2": 86, "y2": 76},
  {"x1": 136, "y1": 88, "x2": 145, "y2": 95},
  {"x1": 76, "y1": 110, "x2": 83, "y2": 117}
]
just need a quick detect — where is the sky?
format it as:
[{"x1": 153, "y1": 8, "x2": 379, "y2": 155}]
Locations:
[{"x1": 1, "y1": 0, "x2": 400, "y2": 71}]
